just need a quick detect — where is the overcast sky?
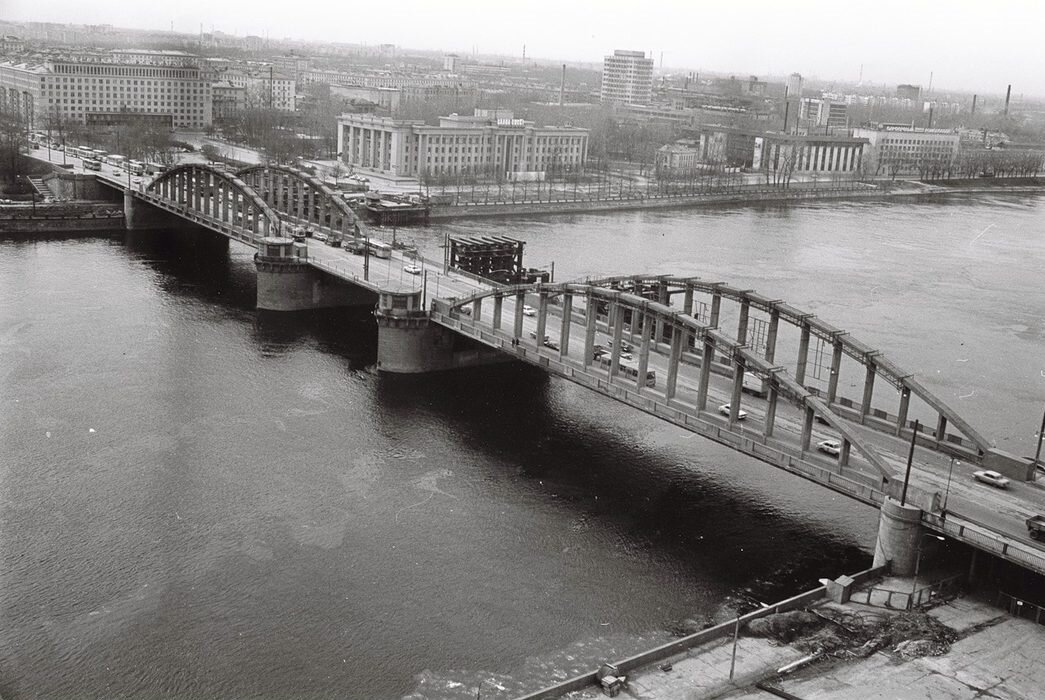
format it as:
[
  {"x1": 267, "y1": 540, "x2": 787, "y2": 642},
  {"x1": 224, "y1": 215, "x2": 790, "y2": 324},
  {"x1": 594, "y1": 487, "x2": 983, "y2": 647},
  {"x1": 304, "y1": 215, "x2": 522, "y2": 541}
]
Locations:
[{"x1": 6, "y1": 0, "x2": 1045, "y2": 98}]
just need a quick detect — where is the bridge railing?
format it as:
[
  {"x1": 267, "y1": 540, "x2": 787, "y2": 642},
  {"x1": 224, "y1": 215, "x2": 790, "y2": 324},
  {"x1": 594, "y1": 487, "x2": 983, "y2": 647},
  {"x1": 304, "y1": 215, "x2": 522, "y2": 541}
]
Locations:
[{"x1": 923, "y1": 511, "x2": 1045, "y2": 577}]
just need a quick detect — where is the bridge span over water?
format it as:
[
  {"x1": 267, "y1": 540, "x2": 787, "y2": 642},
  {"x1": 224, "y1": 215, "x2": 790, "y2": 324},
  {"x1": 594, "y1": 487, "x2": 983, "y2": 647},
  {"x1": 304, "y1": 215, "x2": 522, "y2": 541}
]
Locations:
[{"x1": 102, "y1": 165, "x2": 1045, "y2": 580}]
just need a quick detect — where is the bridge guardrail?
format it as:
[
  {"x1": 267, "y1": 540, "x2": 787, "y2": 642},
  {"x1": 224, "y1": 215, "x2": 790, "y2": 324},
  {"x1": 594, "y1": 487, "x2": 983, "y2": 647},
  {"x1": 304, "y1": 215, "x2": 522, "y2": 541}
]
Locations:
[{"x1": 923, "y1": 511, "x2": 1045, "y2": 576}]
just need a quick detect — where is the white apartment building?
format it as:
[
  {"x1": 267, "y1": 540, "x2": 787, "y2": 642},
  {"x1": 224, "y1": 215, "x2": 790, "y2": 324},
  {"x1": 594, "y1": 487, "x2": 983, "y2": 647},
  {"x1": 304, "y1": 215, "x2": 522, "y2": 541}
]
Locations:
[
  {"x1": 336, "y1": 109, "x2": 589, "y2": 178},
  {"x1": 0, "y1": 49, "x2": 211, "y2": 130},
  {"x1": 852, "y1": 124, "x2": 960, "y2": 175},
  {"x1": 600, "y1": 49, "x2": 654, "y2": 105},
  {"x1": 222, "y1": 68, "x2": 296, "y2": 111}
]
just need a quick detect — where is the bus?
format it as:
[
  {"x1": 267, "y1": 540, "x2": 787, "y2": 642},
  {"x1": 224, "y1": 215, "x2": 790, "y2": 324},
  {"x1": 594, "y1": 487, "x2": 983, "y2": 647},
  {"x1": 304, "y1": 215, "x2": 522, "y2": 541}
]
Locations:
[
  {"x1": 125, "y1": 160, "x2": 146, "y2": 176},
  {"x1": 598, "y1": 354, "x2": 656, "y2": 387},
  {"x1": 368, "y1": 240, "x2": 392, "y2": 259},
  {"x1": 82, "y1": 159, "x2": 102, "y2": 172},
  {"x1": 67, "y1": 145, "x2": 92, "y2": 160},
  {"x1": 104, "y1": 154, "x2": 127, "y2": 169}
]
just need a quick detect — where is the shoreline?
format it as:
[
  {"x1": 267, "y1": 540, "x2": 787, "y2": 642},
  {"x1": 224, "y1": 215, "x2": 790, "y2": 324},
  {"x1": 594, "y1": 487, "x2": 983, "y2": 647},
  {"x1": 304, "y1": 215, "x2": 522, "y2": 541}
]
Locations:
[{"x1": 428, "y1": 179, "x2": 1045, "y2": 221}]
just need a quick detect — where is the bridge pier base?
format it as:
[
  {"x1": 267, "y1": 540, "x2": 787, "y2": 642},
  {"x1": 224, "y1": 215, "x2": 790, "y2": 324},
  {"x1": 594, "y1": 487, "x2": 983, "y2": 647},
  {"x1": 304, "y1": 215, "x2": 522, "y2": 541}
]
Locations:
[
  {"x1": 872, "y1": 497, "x2": 924, "y2": 576},
  {"x1": 124, "y1": 191, "x2": 181, "y2": 230},
  {"x1": 255, "y1": 249, "x2": 375, "y2": 312},
  {"x1": 376, "y1": 290, "x2": 511, "y2": 374}
]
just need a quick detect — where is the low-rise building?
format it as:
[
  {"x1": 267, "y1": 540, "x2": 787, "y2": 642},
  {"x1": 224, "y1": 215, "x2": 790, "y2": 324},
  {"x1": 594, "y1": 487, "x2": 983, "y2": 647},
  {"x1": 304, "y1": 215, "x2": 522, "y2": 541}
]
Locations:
[
  {"x1": 212, "y1": 80, "x2": 246, "y2": 120},
  {"x1": 683, "y1": 125, "x2": 868, "y2": 174},
  {"x1": 852, "y1": 124, "x2": 960, "y2": 175},
  {"x1": 336, "y1": 108, "x2": 589, "y2": 178}
]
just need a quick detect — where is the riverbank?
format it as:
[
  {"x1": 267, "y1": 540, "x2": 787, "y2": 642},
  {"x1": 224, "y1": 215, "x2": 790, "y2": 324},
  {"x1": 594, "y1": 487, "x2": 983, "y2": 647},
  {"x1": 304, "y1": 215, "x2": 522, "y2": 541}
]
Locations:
[
  {"x1": 429, "y1": 178, "x2": 1045, "y2": 221},
  {"x1": 0, "y1": 201, "x2": 124, "y2": 234},
  {"x1": 517, "y1": 576, "x2": 1044, "y2": 700}
]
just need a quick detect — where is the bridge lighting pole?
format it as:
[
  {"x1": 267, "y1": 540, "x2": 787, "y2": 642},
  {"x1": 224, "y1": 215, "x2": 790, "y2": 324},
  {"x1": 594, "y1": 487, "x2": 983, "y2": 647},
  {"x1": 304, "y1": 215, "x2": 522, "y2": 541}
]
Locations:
[
  {"x1": 363, "y1": 230, "x2": 370, "y2": 281},
  {"x1": 942, "y1": 457, "x2": 958, "y2": 512},
  {"x1": 900, "y1": 419, "x2": 920, "y2": 507},
  {"x1": 1034, "y1": 405, "x2": 1045, "y2": 473}
]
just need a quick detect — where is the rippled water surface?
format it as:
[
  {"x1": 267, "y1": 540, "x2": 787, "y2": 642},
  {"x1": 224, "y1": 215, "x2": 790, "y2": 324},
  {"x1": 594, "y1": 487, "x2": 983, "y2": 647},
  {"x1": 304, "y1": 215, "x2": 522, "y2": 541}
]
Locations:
[{"x1": 1, "y1": 192, "x2": 1043, "y2": 699}]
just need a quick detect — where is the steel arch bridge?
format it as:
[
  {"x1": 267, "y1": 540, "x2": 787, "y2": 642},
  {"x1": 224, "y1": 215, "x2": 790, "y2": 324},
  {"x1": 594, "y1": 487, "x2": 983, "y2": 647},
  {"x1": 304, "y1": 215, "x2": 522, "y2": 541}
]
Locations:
[
  {"x1": 236, "y1": 164, "x2": 365, "y2": 237},
  {"x1": 144, "y1": 163, "x2": 284, "y2": 244},
  {"x1": 429, "y1": 274, "x2": 1026, "y2": 510}
]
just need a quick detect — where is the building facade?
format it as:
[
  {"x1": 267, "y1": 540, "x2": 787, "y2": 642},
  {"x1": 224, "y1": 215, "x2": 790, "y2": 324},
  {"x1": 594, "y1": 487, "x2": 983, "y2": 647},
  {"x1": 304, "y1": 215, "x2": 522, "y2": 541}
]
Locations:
[
  {"x1": 0, "y1": 49, "x2": 211, "y2": 130},
  {"x1": 600, "y1": 49, "x2": 653, "y2": 105},
  {"x1": 683, "y1": 125, "x2": 867, "y2": 174},
  {"x1": 336, "y1": 109, "x2": 589, "y2": 178},
  {"x1": 852, "y1": 124, "x2": 960, "y2": 175}
]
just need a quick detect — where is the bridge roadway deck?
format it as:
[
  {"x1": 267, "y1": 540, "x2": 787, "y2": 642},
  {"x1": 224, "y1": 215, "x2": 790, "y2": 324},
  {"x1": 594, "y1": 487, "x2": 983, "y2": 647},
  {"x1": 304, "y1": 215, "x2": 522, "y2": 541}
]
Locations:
[{"x1": 431, "y1": 295, "x2": 1045, "y2": 576}]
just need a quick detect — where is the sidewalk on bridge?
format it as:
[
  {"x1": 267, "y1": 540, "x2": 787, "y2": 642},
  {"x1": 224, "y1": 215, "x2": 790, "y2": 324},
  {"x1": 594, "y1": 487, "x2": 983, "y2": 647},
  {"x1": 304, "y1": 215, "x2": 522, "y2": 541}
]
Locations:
[{"x1": 560, "y1": 590, "x2": 1042, "y2": 700}]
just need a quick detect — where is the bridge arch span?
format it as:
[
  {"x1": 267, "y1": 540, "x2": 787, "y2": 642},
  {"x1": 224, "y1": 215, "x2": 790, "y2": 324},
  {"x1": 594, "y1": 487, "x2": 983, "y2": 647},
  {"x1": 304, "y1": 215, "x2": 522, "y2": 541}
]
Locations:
[
  {"x1": 146, "y1": 163, "x2": 283, "y2": 241},
  {"x1": 440, "y1": 280, "x2": 904, "y2": 498},
  {"x1": 579, "y1": 274, "x2": 992, "y2": 460},
  {"x1": 236, "y1": 164, "x2": 365, "y2": 237}
]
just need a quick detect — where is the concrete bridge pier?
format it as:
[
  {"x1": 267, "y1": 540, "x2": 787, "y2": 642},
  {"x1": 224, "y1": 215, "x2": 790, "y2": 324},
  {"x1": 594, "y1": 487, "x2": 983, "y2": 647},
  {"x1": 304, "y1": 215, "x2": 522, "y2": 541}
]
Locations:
[
  {"x1": 255, "y1": 238, "x2": 375, "y2": 312},
  {"x1": 872, "y1": 497, "x2": 924, "y2": 576},
  {"x1": 377, "y1": 292, "x2": 515, "y2": 374},
  {"x1": 124, "y1": 191, "x2": 182, "y2": 230}
]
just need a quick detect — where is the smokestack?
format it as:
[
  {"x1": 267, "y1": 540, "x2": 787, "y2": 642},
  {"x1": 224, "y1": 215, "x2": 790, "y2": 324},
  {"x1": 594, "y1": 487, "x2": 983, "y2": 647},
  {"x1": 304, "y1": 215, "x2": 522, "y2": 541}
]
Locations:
[
  {"x1": 1004, "y1": 84, "x2": 1012, "y2": 115},
  {"x1": 971, "y1": 94, "x2": 977, "y2": 115},
  {"x1": 559, "y1": 64, "x2": 565, "y2": 108}
]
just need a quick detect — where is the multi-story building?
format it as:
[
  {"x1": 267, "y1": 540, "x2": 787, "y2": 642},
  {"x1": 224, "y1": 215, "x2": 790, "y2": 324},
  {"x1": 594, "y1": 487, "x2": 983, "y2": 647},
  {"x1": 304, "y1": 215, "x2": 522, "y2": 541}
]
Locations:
[
  {"x1": 600, "y1": 49, "x2": 653, "y2": 105},
  {"x1": 0, "y1": 49, "x2": 211, "y2": 130},
  {"x1": 211, "y1": 80, "x2": 246, "y2": 120},
  {"x1": 799, "y1": 98, "x2": 848, "y2": 130},
  {"x1": 336, "y1": 108, "x2": 589, "y2": 178},
  {"x1": 852, "y1": 124, "x2": 960, "y2": 175},
  {"x1": 222, "y1": 67, "x2": 295, "y2": 111},
  {"x1": 0, "y1": 35, "x2": 27, "y2": 54}
]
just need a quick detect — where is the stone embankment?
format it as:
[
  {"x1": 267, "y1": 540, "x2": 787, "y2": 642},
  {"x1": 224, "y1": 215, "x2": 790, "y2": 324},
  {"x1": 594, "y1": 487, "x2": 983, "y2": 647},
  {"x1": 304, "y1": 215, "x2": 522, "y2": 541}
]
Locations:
[{"x1": 0, "y1": 201, "x2": 124, "y2": 235}]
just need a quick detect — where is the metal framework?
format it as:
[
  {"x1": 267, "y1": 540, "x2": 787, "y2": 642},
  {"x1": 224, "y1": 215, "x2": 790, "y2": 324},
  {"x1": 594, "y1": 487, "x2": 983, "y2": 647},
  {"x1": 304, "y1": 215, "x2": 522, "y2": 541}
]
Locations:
[
  {"x1": 236, "y1": 164, "x2": 364, "y2": 237},
  {"x1": 146, "y1": 164, "x2": 283, "y2": 241}
]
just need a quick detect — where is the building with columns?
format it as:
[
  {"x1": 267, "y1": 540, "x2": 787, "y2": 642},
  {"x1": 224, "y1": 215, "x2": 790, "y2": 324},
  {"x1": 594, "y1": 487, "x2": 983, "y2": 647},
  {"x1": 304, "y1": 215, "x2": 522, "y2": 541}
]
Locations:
[
  {"x1": 681, "y1": 125, "x2": 868, "y2": 175},
  {"x1": 336, "y1": 109, "x2": 589, "y2": 179}
]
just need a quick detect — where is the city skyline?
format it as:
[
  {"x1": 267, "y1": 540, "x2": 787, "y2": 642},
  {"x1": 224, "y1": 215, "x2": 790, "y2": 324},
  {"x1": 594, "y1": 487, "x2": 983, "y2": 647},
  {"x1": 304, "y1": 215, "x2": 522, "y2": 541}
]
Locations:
[{"x1": 4, "y1": 0, "x2": 1045, "y2": 99}]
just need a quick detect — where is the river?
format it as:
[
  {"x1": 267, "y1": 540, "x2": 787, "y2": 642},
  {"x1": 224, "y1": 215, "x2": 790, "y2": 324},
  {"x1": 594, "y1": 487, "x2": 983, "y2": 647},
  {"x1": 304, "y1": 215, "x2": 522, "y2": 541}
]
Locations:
[{"x1": 1, "y1": 192, "x2": 1042, "y2": 699}]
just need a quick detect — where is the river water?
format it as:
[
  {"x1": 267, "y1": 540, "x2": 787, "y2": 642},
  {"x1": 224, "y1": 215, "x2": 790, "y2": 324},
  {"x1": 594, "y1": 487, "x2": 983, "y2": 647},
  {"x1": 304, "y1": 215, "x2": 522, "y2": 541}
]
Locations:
[{"x1": 1, "y1": 192, "x2": 1042, "y2": 699}]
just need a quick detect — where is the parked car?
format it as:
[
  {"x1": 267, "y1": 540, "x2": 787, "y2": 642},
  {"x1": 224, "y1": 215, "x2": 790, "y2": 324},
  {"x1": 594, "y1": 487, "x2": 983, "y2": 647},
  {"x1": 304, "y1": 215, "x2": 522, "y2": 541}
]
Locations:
[
  {"x1": 973, "y1": 470, "x2": 1010, "y2": 489},
  {"x1": 403, "y1": 264, "x2": 422, "y2": 275},
  {"x1": 817, "y1": 439, "x2": 841, "y2": 456},
  {"x1": 718, "y1": 404, "x2": 748, "y2": 420},
  {"x1": 313, "y1": 231, "x2": 328, "y2": 243}
]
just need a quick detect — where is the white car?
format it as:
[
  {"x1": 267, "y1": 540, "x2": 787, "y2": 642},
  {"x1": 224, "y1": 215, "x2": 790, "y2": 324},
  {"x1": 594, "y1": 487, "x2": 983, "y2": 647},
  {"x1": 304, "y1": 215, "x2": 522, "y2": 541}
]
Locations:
[
  {"x1": 313, "y1": 231, "x2": 328, "y2": 242},
  {"x1": 718, "y1": 404, "x2": 748, "y2": 420},
  {"x1": 817, "y1": 439, "x2": 841, "y2": 456},
  {"x1": 522, "y1": 305, "x2": 537, "y2": 317},
  {"x1": 973, "y1": 470, "x2": 1010, "y2": 489},
  {"x1": 403, "y1": 264, "x2": 422, "y2": 275}
]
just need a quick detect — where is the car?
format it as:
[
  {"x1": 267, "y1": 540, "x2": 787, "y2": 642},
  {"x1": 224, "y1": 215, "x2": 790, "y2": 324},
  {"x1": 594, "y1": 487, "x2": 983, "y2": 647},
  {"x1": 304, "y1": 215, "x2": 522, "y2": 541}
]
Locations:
[
  {"x1": 973, "y1": 470, "x2": 1010, "y2": 489},
  {"x1": 522, "y1": 305, "x2": 536, "y2": 317},
  {"x1": 817, "y1": 439, "x2": 841, "y2": 456},
  {"x1": 313, "y1": 231, "x2": 328, "y2": 242},
  {"x1": 718, "y1": 403, "x2": 748, "y2": 420},
  {"x1": 543, "y1": 338, "x2": 560, "y2": 351},
  {"x1": 291, "y1": 230, "x2": 307, "y2": 243},
  {"x1": 403, "y1": 264, "x2": 422, "y2": 275}
]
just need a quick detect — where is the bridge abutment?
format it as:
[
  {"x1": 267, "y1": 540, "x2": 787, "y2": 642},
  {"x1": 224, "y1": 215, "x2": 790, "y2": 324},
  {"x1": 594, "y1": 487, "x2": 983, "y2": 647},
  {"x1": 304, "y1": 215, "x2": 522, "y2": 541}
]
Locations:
[
  {"x1": 872, "y1": 497, "x2": 924, "y2": 576},
  {"x1": 124, "y1": 191, "x2": 182, "y2": 231},
  {"x1": 255, "y1": 238, "x2": 376, "y2": 312}
]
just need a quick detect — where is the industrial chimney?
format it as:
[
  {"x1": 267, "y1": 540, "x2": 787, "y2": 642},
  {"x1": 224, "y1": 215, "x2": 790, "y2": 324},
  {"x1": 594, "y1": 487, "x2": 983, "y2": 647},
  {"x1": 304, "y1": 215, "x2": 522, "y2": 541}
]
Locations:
[{"x1": 1004, "y1": 84, "x2": 1012, "y2": 115}]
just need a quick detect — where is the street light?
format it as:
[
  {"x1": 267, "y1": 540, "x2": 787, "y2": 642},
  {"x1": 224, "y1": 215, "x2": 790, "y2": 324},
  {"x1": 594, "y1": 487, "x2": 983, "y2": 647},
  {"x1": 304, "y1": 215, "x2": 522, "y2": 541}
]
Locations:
[
  {"x1": 942, "y1": 457, "x2": 959, "y2": 512},
  {"x1": 911, "y1": 533, "x2": 946, "y2": 609}
]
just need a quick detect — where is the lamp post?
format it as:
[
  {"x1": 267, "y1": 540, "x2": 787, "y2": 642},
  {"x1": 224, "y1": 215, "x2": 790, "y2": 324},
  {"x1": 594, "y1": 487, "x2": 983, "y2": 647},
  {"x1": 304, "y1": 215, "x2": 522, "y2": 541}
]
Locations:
[
  {"x1": 910, "y1": 533, "x2": 946, "y2": 609},
  {"x1": 942, "y1": 457, "x2": 959, "y2": 512},
  {"x1": 1034, "y1": 404, "x2": 1045, "y2": 473}
]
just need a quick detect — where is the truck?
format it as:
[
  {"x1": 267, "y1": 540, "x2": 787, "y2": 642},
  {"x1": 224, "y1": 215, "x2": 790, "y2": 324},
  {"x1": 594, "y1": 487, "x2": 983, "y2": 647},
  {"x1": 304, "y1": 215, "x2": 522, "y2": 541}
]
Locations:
[{"x1": 1027, "y1": 515, "x2": 1045, "y2": 541}]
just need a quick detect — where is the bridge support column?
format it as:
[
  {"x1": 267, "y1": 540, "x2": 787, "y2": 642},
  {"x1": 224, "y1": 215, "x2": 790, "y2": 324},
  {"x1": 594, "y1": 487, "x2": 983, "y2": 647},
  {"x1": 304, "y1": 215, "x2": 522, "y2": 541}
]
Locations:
[
  {"x1": 376, "y1": 291, "x2": 453, "y2": 373},
  {"x1": 764, "y1": 384, "x2": 778, "y2": 437},
  {"x1": 796, "y1": 321, "x2": 811, "y2": 386},
  {"x1": 535, "y1": 292, "x2": 548, "y2": 344},
  {"x1": 765, "y1": 309, "x2": 780, "y2": 364},
  {"x1": 860, "y1": 361, "x2": 877, "y2": 423},
  {"x1": 737, "y1": 300, "x2": 750, "y2": 345},
  {"x1": 827, "y1": 338, "x2": 844, "y2": 404},
  {"x1": 728, "y1": 356, "x2": 745, "y2": 425},
  {"x1": 697, "y1": 335, "x2": 715, "y2": 410},
  {"x1": 558, "y1": 294, "x2": 572, "y2": 360},
  {"x1": 492, "y1": 295, "x2": 503, "y2": 330},
  {"x1": 872, "y1": 497, "x2": 924, "y2": 576},
  {"x1": 583, "y1": 295, "x2": 597, "y2": 368},
  {"x1": 255, "y1": 240, "x2": 375, "y2": 311},
  {"x1": 637, "y1": 312, "x2": 652, "y2": 390},
  {"x1": 896, "y1": 386, "x2": 911, "y2": 436},
  {"x1": 665, "y1": 325, "x2": 682, "y2": 399}
]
